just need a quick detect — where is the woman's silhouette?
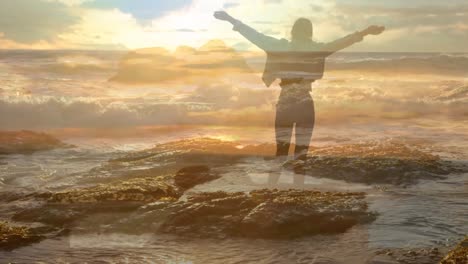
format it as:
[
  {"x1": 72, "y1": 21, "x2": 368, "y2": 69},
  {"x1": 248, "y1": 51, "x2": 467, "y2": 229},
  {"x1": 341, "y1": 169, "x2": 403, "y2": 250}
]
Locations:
[{"x1": 214, "y1": 11, "x2": 384, "y2": 159}]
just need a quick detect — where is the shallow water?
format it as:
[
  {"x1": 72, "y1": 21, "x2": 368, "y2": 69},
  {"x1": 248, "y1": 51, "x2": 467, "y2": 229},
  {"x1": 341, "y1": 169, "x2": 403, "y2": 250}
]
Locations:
[
  {"x1": 1, "y1": 229, "x2": 374, "y2": 263},
  {"x1": 1, "y1": 126, "x2": 467, "y2": 263}
]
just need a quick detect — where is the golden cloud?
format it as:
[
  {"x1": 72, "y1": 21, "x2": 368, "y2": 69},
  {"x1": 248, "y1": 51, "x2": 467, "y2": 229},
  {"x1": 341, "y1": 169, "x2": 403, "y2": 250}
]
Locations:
[{"x1": 109, "y1": 39, "x2": 253, "y2": 84}]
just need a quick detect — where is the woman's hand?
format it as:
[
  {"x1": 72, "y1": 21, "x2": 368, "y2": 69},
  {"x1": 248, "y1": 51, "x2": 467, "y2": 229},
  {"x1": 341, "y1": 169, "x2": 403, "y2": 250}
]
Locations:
[
  {"x1": 214, "y1": 11, "x2": 236, "y2": 24},
  {"x1": 363, "y1": 25, "x2": 385, "y2": 36}
]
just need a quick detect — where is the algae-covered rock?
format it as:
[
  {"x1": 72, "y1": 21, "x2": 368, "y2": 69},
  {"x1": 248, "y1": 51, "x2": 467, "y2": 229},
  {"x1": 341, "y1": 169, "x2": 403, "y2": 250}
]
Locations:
[
  {"x1": 440, "y1": 236, "x2": 468, "y2": 264},
  {"x1": 12, "y1": 166, "x2": 220, "y2": 227},
  {"x1": 44, "y1": 175, "x2": 180, "y2": 204},
  {"x1": 43, "y1": 165, "x2": 220, "y2": 204},
  {"x1": 153, "y1": 189, "x2": 376, "y2": 239},
  {"x1": 12, "y1": 176, "x2": 175, "y2": 227},
  {"x1": 0, "y1": 221, "x2": 43, "y2": 250},
  {"x1": 0, "y1": 130, "x2": 71, "y2": 155},
  {"x1": 174, "y1": 165, "x2": 220, "y2": 190},
  {"x1": 286, "y1": 140, "x2": 466, "y2": 185},
  {"x1": 374, "y1": 247, "x2": 446, "y2": 264},
  {"x1": 86, "y1": 138, "x2": 273, "y2": 183},
  {"x1": 111, "y1": 138, "x2": 273, "y2": 164}
]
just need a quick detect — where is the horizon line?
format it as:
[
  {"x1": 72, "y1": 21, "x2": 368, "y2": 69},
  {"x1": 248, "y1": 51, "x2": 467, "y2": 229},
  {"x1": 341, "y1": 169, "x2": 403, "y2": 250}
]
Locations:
[{"x1": 0, "y1": 49, "x2": 467, "y2": 54}]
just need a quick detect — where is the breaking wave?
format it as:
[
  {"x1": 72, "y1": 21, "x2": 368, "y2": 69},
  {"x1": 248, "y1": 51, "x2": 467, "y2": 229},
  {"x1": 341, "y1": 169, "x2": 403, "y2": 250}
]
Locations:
[
  {"x1": 1, "y1": 83, "x2": 468, "y2": 130},
  {"x1": 327, "y1": 53, "x2": 468, "y2": 76}
]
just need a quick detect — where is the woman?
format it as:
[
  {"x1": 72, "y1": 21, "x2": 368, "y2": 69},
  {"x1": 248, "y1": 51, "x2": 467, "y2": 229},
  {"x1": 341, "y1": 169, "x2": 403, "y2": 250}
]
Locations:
[{"x1": 214, "y1": 11, "x2": 384, "y2": 158}]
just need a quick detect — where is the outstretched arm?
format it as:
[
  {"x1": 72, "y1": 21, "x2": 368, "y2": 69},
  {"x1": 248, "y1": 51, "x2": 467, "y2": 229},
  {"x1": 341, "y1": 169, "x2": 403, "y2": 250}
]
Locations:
[
  {"x1": 214, "y1": 11, "x2": 284, "y2": 51},
  {"x1": 322, "y1": 25, "x2": 385, "y2": 54}
]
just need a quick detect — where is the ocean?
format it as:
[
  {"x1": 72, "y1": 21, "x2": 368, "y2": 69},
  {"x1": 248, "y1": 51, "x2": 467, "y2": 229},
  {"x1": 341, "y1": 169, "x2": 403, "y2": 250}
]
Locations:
[{"x1": 0, "y1": 49, "x2": 467, "y2": 263}]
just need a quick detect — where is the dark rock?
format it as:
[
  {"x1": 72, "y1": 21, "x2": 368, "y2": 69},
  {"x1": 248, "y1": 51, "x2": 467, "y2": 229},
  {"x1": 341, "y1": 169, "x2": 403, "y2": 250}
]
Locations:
[
  {"x1": 12, "y1": 167, "x2": 222, "y2": 228},
  {"x1": 0, "y1": 191, "x2": 33, "y2": 203},
  {"x1": 9, "y1": 138, "x2": 269, "y2": 229},
  {"x1": 285, "y1": 140, "x2": 467, "y2": 185},
  {"x1": 441, "y1": 236, "x2": 468, "y2": 264},
  {"x1": 151, "y1": 189, "x2": 376, "y2": 239},
  {"x1": 111, "y1": 138, "x2": 274, "y2": 164},
  {"x1": 174, "y1": 165, "x2": 220, "y2": 190},
  {"x1": 12, "y1": 175, "x2": 181, "y2": 228},
  {"x1": 0, "y1": 221, "x2": 43, "y2": 250},
  {"x1": 85, "y1": 138, "x2": 273, "y2": 184},
  {"x1": 0, "y1": 130, "x2": 72, "y2": 155},
  {"x1": 374, "y1": 247, "x2": 448, "y2": 264},
  {"x1": 12, "y1": 202, "x2": 143, "y2": 227},
  {"x1": 44, "y1": 175, "x2": 181, "y2": 204}
]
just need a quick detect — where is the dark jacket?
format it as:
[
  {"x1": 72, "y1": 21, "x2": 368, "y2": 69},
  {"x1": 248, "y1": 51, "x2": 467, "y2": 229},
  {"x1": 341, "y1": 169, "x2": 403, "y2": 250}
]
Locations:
[{"x1": 232, "y1": 21, "x2": 364, "y2": 87}]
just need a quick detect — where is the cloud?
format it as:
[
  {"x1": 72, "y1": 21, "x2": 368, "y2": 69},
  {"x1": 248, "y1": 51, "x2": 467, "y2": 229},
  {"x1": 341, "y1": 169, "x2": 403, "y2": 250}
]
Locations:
[
  {"x1": 1, "y1": 0, "x2": 467, "y2": 51},
  {"x1": 56, "y1": 8, "x2": 148, "y2": 49},
  {"x1": 223, "y1": 2, "x2": 240, "y2": 9},
  {"x1": 0, "y1": 0, "x2": 80, "y2": 43},
  {"x1": 109, "y1": 39, "x2": 253, "y2": 84},
  {"x1": 330, "y1": 2, "x2": 468, "y2": 51},
  {"x1": 82, "y1": 0, "x2": 192, "y2": 21},
  {"x1": 264, "y1": 0, "x2": 283, "y2": 4},
  {"x1": 45, "y1": 0, "x2": 94, "y2": 6},
  {"x1": 218, "y1": 0, "x2": 468, "y2": 51}
]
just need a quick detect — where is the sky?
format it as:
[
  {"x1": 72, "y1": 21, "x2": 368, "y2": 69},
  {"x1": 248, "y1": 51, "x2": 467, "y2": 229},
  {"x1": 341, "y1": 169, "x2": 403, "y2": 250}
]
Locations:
[{"x1": 0, "y1": 0, "x2": 467, "y2": 52}]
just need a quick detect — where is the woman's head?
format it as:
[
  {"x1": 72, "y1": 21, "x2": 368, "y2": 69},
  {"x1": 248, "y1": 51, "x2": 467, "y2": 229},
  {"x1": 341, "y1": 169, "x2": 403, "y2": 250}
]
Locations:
[{"x1": 291, "y1": 18, "x2": 313, "y2": 41}]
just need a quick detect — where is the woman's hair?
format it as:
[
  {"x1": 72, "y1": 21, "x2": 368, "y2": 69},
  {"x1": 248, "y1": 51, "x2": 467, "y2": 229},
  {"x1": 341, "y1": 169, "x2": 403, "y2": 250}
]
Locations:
[{"x1": 291, "y1": 18, "x2": 313, "y2": 41}]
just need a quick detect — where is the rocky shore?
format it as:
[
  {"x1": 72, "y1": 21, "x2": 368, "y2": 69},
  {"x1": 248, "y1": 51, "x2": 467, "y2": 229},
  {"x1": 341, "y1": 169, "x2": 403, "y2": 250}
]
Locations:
[
  {"x1": 81, "y1": 138, "x2": 273, "y2": 185},
  {"x1": 374, "y1": 247, "x2": 446, "y2": 264},
  {"x1": 286, "y1": 139, "x2": 467, "y2": 185},
  {"x1": 88, "y1": 137, "x2": 466, "y2": 187},
  {"x1": 372, "y1": 236, "x2": 467, "y2": 264},
  {"x1": 0, "y1": 130, "x2": 71, "y2": 155},
  {"x1": 148, "y1": 189, "x2": 376, "y2": 239},
  {"x1": 440, "y1": 236, "x2": 467, "y2": 264},
  {"x1": 3, "y1": 162, "x2": 376, "y2": 248},
  {"x1": 0, "y1": 222, "x2": 43, "y2": 250},
  {"x1": 11, "y1": 165, "x2": 219, "y2": 227},
  {"x1": 1, "y1": 137, "x2": 466, "y2": 254}
]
